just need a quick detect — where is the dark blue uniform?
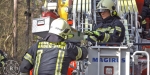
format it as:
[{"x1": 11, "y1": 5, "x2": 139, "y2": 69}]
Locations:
[
  {"x1": 87, "y1": 16, "x2": 125, "y2": 43},
  {"x1": 20, "y1": 33, "x2": 88, "y2": 75},
  {"x1": 0, "y1": 50, "x2": 7, "y2": 67},
  {"x1": 141, "y1": 0, "x2": 150, "y2": 30}
]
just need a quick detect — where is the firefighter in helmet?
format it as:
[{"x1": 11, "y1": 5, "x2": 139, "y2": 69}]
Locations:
[
  {"x1": 0, "y1": 50, "x2": 7, "y2": 67},
  {"x1": 141, "y1": 0, "x2": 150, "y2": 23},
  {"x1": 140, "y1": 0, "x2": 150, "y2": 38},
  {"x1": 84, "y1": 0, "x2": 125, "y2": 43},
  {"x1": 0, "y1": 50, "x2": 7, "y2": 75},
  {"x1": 20, "y1": 18, "x2": 88, "y2": 75}
]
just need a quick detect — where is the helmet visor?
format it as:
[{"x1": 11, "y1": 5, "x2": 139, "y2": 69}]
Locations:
[{"x1": 97, "y1": 9, "x2": 108, "y2": 12}]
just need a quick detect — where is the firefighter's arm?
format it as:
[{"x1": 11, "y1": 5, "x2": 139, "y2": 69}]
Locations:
[
  {"x1": 0, "y1": 50, "x2": 7, "y2": 67},
  {"x1": 66, "y1": 43, "x2": 88, "y2": 60},
  {"x1": 20, "y1": 43, "x2": 38, "y2": 75},
  {"x1": 141, "y1": 6, "x2": 149, "y2": 21},
  {"x1": 97, "y1": 23, "x2": 124, "y2": 42},
  {"x1": 85, "y1": 21, "x2": 124, "y2": 42}
]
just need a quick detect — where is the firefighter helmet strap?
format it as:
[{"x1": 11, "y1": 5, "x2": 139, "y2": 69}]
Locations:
[
  {"x1": 61, "y1": 34, "x2": 74, "y2": 39},
  {"x1": 112, "y1": 6, "x2": 115, "y2": 10}
]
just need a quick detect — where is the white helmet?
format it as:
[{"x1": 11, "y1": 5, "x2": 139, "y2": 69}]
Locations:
[
  {"x1": 96, "y1": 0, "x2": 115, "y2": 12},
  {"x1": 49, "y1": 18, "x2": 72, "y2": 39}
]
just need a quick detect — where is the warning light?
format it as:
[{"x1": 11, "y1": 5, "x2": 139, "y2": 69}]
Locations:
[
  {"x1": 67, "y1": 20, "x2": 73, "y2": 25},
  {"x1": 104, "y1": 66, "x2": 114, "y2": 75}
]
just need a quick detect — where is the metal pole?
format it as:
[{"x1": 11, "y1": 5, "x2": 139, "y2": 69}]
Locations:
[
  {"x1": 25, "y1": 0, "x2": 31, "y2": 50},
  {"x1": 130, "y1": 13, "x2": 133, "y2": 36},
  {"x1": 132, "y1": 61, "x2": 135, "y2": 75},
  {"x1": 118, "y1": 47, "x2": 121, "y2": 75},
  {"x1": 93, "y1": 0, "x2": 96, "y2": 24},
  {"x1": 98, "y1": 48, "x2": 100, "y2": 75},
  {"x1": 13, "y1": 0, "x2": 18, "y2": 58},
  {"x1": 135, "y1": 12, "x2": 139, "y2": 51}
]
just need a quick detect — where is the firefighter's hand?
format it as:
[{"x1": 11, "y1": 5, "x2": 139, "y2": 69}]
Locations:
[
  {"x1": 80, "y1": 40, "x2": 88, "y2": 47},
  {"x1": 84, "y1": 31, "x2": 100, "y2": 37},
  {"x1": 84, "y1": 31, "x2": 94, "y2": 36}
]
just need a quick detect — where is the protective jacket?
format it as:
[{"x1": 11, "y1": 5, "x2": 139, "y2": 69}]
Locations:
[
  {"x1": 140, "y1": 0, "x2": 150, "y2": 31},
  {"x1": 87, "y1": 16, "x2": 125, "y2": 43},
  {"x1": 143, "y1": 0, "x2": 150, "y2": 8},
  {"x1": 141, "y1": 6, "x2": 150, "y2": 21},
  {"x1": 141, "y1": 0, "x2": 150, "y2": 20},
  {"x1": 20, "y1": 33, "x2": 88, "y2": 75},
  {"x1": 0, "y1": 50, "x2": 7, "y2": 67}
]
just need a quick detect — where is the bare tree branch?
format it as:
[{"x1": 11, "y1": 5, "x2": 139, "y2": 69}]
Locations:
[{"x1": 3, "y1": 34, "x2": 12, "y2": 52}]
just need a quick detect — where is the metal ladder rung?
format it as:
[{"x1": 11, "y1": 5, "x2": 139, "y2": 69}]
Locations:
[
  {"x1": 79, "y1": 28, "x2": 91, "y2": 29},
  {"x1": 125, "y1": 34, "x2": 134, "y2": 36},
  {"x1": 127, "y1": 29, "x2": 132, "y2": 30},
  {"x1": 100, "y1": 54, "x2": 118, "y2": 56},
  {"x1": 124, "y1": 24, "x2": 132, "y2": 26}
]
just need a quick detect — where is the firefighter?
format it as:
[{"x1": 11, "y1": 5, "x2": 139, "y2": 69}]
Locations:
[
  {"x1": 0, "y1": 50, "x2": 7, "y2": 67},
  {"x1": 141, "y1": 0, "x2": 150, "y2": 31},
  {"x1": 0, "y1": 50, "x2": 7, "y2": 75},
  {"x1": 141, "y1": 0, "x2": 150, "y2": 20},
  {"x1": 84, "y1": 0, "x2": 125, "y2": 43},
  {"x1": 20, "y1": 18, "x2": 88, "y2": 75}
]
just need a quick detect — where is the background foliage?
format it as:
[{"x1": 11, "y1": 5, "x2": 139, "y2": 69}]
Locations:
[{"x1": 0, "y1": 0, "x2": 44, "y2": 63}]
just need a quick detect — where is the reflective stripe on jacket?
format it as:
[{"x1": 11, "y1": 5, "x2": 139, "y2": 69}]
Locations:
[
  {"x1": 87, "y1": 16, "x2": 125, "y2": 43},
  {"x1": 20, "y1": 41, "x2": 88, "y2": 75}
]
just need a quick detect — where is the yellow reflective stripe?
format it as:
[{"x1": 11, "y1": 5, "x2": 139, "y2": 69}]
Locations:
[
  {"x1": 0, "y1": 54, "x2": 4, "y2": 60},
  {"x1": 76, "y1": 47, "x2": 82, "y2": 60},
  {"x1": 89, "y1": 36, "x2": 98, "y2": 42},
  {"x1": 55, "y1": 49, "x2": 65, "y2": 75},
  {"x1": 38, "y1": 44, "x2": 64, "y2": 48},
  {"x1": 1, "y1": 56, "x2": 4, "y2": 60},
  {"x1": 24, "y1": 53, "x2": 33, "y2": 65},
  {"x1": 101, "y1": 28, "x2": 106, "y2": 32},
  {"x1": 97, "y1": 27, "x2": 112, "y2": 32},
  {"x1": 96, "y1": 28, "x2": 102, "y2": 32},
  {"x1": 93, "y1": 31, "x2": 100, "y2": 36},
  {"x1": 55, "y1": 50, "x2": 61, "y2": 75},
  {"x1": 97, "y1": 28, "x2": 105, "y2": 32},
  {"x1": 44, "y1": 0, "x2": 47, "y2": 8},
  {"x1": 107, "y1": 27, "x2": 112, "y2": 31},
  {"x1": 0, "y1": 54, "x2": 5, "y2": 66},
  {"x1": 38, "y1": 42, "x2": 66, "y2": 49},
  {"x1": 115, "y1": 26, "x2": 121, "y2": 32},
  {"x1": 105, "y1": 34, "x2": 110, "y2": 42},
  {"x1": 142, "y1": 20, "x2": 146, "y2": 24},
  {"x1": 109, "y1": 29, "x2": 114, "y2": 33},
  {"x1": 1, "y1": 61, "x2": 5, "y2": 66},
  {"x1": 101, "y1": 33, "x2": 110, "y2": 42},
  {"x1": 34, "y1": 50, "x2": 43, "y2": 75}
]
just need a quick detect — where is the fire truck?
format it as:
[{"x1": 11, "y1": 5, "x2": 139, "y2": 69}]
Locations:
[{"x1": 31, "y1": 0, "x2": 150, "y2": 75}]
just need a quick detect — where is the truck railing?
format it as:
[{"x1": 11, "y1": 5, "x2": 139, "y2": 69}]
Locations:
[{"x1": 132, "y1": 51, "x2": 150, "y2": 75}]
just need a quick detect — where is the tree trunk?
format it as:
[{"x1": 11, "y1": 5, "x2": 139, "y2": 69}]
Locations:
[
  {"x1": 25, "y1": 0, "x2": 31, "y2": 50},
  {"x1": 13, "y1": 0, "x2": 18, "y2": 58}
]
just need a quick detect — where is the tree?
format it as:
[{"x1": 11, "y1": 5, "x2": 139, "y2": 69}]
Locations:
[
  {"x1": 13, "y1": 0, "x2": 18, "y2": 58},
  {"x1": 25, "y1": 0, "x2": 31, "y2": 50}
]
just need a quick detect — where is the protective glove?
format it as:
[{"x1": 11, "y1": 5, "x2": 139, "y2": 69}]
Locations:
[
  {"x1": 64, "y1": 34, "x2": 74, "y2": 39},
  {"x1": 84, "y1": 31, "x2": 94, "y2": 35},
  {"x1": 80, "y1": 40, "x2": 88, "y2": 47},
  {"x1": 84, "y1": 31, "x2": 100, "y2": 37}
]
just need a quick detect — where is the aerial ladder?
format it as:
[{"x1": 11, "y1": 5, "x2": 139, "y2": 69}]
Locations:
[{"x1": 31, "y1": 0, "x2": 150, "y2": 75}]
